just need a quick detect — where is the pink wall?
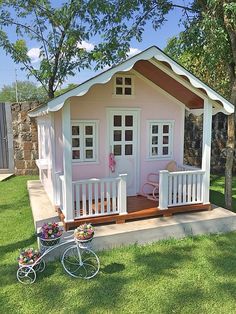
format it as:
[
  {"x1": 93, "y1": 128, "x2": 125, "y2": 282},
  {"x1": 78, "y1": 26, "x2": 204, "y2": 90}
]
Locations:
[{"x1": 54, "y1": 71, "x2": 185, "y2": 193}]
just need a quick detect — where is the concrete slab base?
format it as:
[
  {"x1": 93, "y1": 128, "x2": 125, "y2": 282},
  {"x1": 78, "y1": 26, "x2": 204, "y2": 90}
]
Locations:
[
  {"x1": 0, "y1": 173, "x2": 14, "y2": 181},
  {"x1": 28, "y1": 180, "x2": 236, "y2": 261},
  {"x1": 27, "y1": 180, "x2": 59, "y2": 229}
]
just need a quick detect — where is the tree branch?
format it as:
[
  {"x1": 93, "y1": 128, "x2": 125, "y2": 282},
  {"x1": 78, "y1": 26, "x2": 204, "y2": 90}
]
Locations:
[{"x1": 0, "y1": 17, "x2": 50, "y2": 45}]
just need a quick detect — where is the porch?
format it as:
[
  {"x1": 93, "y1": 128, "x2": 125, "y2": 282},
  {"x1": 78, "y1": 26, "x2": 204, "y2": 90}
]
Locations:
[
  {"x1": 27, "y1": 180, "x2": 236, "y2": 257},
  {"x1": 55, "y1": 166, "x2": 210, "y2": 230}
]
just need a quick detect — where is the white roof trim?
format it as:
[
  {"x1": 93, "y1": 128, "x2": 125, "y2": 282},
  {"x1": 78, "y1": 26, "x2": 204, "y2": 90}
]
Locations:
[{"x1": 30, "y1": 46, "x2": 234, "y2": 117}]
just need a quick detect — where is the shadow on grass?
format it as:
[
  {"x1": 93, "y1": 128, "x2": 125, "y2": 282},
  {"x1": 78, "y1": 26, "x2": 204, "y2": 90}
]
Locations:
[
  {"x1": 210, "y1": 189, "x2": 236, "y2": 212},
  {"x1": 132, "y1": 243, "x2": 196, "y2": 279},
  {"x1": 0, "y1": 234, "x2": 36, "y2": 259},
  {"x1": 101, "y1": 262, "x2": 125, "y2": 274}
]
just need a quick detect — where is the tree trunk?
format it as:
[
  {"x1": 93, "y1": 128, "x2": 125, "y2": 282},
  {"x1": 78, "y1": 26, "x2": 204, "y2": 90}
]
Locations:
[
  {"x1": 225, "y1": 79, "x2": 236, "y2": 209},
  {"x1": 48, "y1": 79, "x2": 55, "y2": 99}
]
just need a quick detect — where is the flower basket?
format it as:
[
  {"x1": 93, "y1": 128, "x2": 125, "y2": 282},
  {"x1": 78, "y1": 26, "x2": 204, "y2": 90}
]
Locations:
[
  {"x1": 18, "y1": 248, "x2": 41, "y2": 267},
  {"x1": 39, "y1": 235, "x2": 62, "y2": 247},
  {"x1": 39, "y1": 222, "x2": 63, "y2": 247},
  {"x1": 74, "y1": 223, "x2": 94, "y2": 248}
]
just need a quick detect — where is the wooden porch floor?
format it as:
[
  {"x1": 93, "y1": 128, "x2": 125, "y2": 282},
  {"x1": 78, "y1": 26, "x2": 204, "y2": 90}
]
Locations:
[{"x1": 60, "y1": 195, "x2": 211, "y2": 230}]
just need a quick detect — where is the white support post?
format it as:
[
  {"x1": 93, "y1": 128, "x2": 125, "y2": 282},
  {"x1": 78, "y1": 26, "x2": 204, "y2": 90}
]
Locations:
[
  {"x1": 159, "y1": 170, "x2": 169, "y2": 209},
  {"x1": 118, "y1": 174, "x2": 127, "y2": 214},
  {"x1": 202, "y1": 98, "x2": 212, "y2": 204},
  {"x1": 62, "y1": 100, "x2": 74, "y2": 222}
]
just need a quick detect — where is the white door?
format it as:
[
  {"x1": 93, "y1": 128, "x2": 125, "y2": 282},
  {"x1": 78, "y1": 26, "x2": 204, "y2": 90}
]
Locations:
[{"x1": 108, "y1": 109, "x2": 139, "y2": 196}]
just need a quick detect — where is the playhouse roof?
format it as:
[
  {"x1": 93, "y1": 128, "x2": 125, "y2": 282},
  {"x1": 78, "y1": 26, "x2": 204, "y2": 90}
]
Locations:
[{"x1": 29, "y1": 46, "x2": 234, "y2": 117}]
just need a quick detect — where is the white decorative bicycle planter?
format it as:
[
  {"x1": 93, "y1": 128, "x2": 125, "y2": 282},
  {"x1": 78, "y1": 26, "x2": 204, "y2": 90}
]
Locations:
[{"x1": 16, "y1": 234, "x2": 100, "y2": 284}]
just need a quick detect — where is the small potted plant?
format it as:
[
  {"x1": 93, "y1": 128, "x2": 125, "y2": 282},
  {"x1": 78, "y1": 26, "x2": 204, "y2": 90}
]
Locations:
[
  {"x1": 39, "y1": 222, "x2": 63, "y2": 246},
  {"x1": 74, "y1": 223, "x2": 94, "y2": 242},
  {"x1": 18, "y1": 248, "x2": 41, "y2": 266}
]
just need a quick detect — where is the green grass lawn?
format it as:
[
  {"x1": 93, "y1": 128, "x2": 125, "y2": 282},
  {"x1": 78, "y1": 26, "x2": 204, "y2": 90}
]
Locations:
[
  {"x1": 210, "y1": 175, "x2": 236, "y2": 211},
  {"x1": 1, "y1": 176, "x2": 236, "y2": 314}
]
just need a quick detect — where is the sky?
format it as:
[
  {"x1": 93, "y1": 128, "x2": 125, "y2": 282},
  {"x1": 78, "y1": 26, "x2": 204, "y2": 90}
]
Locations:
[{"x1": 0, "y1": 3, "x2": 188, "y2": 91}]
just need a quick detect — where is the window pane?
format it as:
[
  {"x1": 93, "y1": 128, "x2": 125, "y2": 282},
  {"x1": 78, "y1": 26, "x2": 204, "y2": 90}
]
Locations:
[
  {"x1": 85, "y1": 138, "x2": 93, "y2": 147},
  {"x1": 152, "y1": 147, "x2": 158, "y2": 156},
  {"x1": 114, "y1": 130, "x2": 122, "y2": 141},
  {"x1": 116, "y1": 77, "x2": 123, "y2": 85},
  {"x1": 72, "y1": 150, "x2": 80, "y2": 159},
  {"x1": 152, "y1": 125, "x2": 158, "y2": 134},
  {"x1": 72, "y1": 138, "x2": 80, "y2": 147},
  {"x1": 125, "y1": 115, "x2": 133, "y2": 126},
  {"x1": 125, "y1": 77, "x2": 132, "y2": 85},
  {"x1": 163, "y1": 147, "x2": 169, "y2": 155},
  {"x1": 163, "y1": 136, "x2": 169, "y2": 144},
  {"x1": 152, "y1": 136, "x2": 158, "y2": 145},
  {"x1": 72, "y1": 126, "x2": 79, "y2": 135},
  {"x1": 125, "y1": 130, "x2": 133, "y2": 141},
  {"x1": 114, "y1": 145, "x2": 121, "y2": 156},
  {"x1": 85, "y1": 126, "x2": 93, "y2": 135},
  {"x1": 114, "y1": 115, "x2": 122, "y2": 126},
  {"x1": 86, "y1": 150, "x2": 93, "y2": 159},
  {"x1": 163, "y1": 125, "x2": 169, "y2": 133},
  {"x1": 116, "y1": 87, "x2": 123, "y2": 95},
  {"x1": 124, "y1": 87, "x2": 132, "y2": 95},
  {"x1": 125, "y1": 144, "x2": 132, "y2": 155}
]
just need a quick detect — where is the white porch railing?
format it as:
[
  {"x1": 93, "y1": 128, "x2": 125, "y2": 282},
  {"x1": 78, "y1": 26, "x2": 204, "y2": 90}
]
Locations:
[
  {"x1": 59, "y1": 174, "x2": 127, "y2": 220},
  {"x1": 159, "y1": 168, "x2": 205, "y2": 209}
]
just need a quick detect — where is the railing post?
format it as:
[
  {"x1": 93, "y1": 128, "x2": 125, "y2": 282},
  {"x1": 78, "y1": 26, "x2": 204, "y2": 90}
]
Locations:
[
  {"x1": 118, "y1": 174, "x2": 127, "y2": 214},
  {"x1": 62, "y1": 100, "x2": 74, "y2": 222},
  {"x1": 159, "y1": 170, "x2": 169, "y2": 210},
  {"x1": 202, "y1": 99, "x2": 212, "y2": 204}
]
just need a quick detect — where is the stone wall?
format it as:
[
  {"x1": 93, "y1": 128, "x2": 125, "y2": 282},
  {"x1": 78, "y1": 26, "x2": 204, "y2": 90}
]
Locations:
[
  {"x1": 11, "y1": 102, "x2": 40, "y2": 175},
  {"x1": 184, "y1": 112, "x2": 235, "y2": 174}
]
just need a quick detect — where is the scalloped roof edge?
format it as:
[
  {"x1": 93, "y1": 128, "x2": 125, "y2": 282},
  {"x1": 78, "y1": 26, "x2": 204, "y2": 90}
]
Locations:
[{"x1": 28, "y1": 46, "x2": 234, "y2": 117}]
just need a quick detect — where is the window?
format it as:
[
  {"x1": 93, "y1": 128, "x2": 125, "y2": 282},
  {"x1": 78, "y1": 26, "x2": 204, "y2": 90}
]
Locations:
[
  {"x1": 114, "y1": 75, "x2": 133, "y2": 96},
  {"x1": 148, "y1": 121, "x2": 173, "y2": 159},
  {"x1": 71, "y1": 121, "x2": 98, "y2": 162}
]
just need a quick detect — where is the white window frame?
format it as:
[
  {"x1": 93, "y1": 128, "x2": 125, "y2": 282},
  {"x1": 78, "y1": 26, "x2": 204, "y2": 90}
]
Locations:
[
  {"x1": 71, "y1": 120, "x2": 98, "y2": 163},
  {"x1": 113, "y1": 74, "x2": 134, "y2": 97},
  {"x1": 147, "y1": 120, "x2": 174, "y2": 160}
]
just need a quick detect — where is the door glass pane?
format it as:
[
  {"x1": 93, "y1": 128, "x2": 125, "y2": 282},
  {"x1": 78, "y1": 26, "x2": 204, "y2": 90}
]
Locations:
[
  {"x1": 125, "y1": 77, "x2": 132, "y2": 85},
  {"x1": 85, "y1": 126, "x2": 93, "y2": 135},
  {"x1": 125, "y1": 130, "x2": 133, "y2": 141},
  {"x1": 114, "y1": 115, "x2": 122, "y2": 126},
  {"x1": 114, "y1": 130, "x2": 122, "y2": 141},
  {"x1": 86, "y1": 150, "x2": 93, "y2": 159},
  {"x1": 116, "y1": 87, "x2": 123, "y2": 95},
  {"x1": 163, "y1": 125, "x2": 169, "y2": 133},
  {"x1": 116, "y1": 77, "x2": 123, "y2": 85},
  {"x1": 163, "y1": 147, "x2": 169, "y2": 155},
  {"x1": 85, "y1": 138, "x2": 93, "y2": 147},
  {"x1": 152, "y1": 125, "x2": 158, "y2": 134},
  {"x1": 125, "y1": 144, "x2": 132, "y2": 155},
  {"x1": 72, "y1": 126, "x2": 79, "y2": 135},
  {"x1": 72, "y1": 150, "x2": 80, "y2": 159},
  {"x1": 152, "y1": 136, "x2": 158, "y2": 145},
  {"x1": 163, "y1": 136, "x2": 169, "y2": 144},
  {"x1": 125, "y1": 115, "x2": 133, "y2": 126},
  {"x1": 152, "y1": 147, "x2": 158, "y2": 156},
  {"x1": 114, "y1": 145, "x2": 121, "y2": 156},
  {"x1": 72, "y1": 138, "x2": 80, "y2": 147},
  {"x1": 124, "y1": 87, "x2": 132, "y2": 95}
]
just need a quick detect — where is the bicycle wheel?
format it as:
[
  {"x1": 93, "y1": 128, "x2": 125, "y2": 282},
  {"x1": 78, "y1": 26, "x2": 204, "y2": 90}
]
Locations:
[
  {"x1": 34, "y1": 259, "x2": 46, "y2": 273},
  {"x1": 17, "y1": 266, "x2": 36, "y2": 284},
  {"x1": 61, "y1": 245, "x2": 100, "y2": 279}
]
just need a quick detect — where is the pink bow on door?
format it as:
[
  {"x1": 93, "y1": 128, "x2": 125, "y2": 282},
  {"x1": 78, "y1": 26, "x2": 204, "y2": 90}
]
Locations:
[{"x1": 109, "y1": 153, "x2": 116, "y2": 173}]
